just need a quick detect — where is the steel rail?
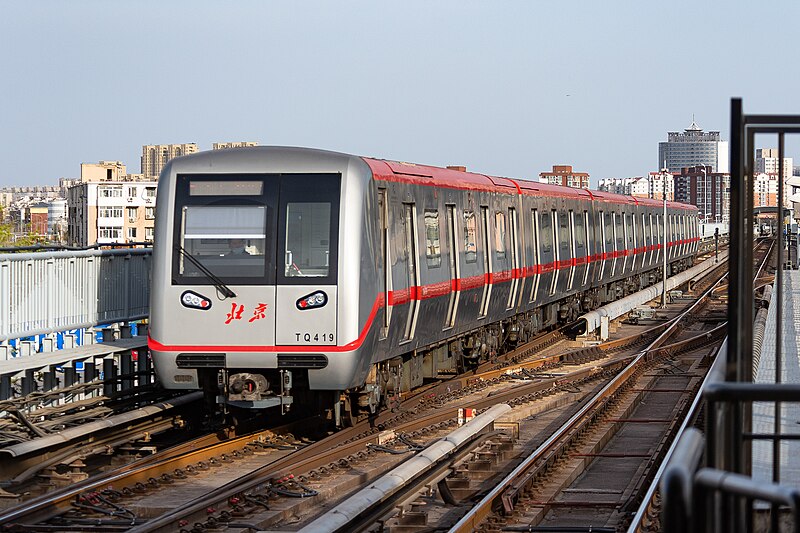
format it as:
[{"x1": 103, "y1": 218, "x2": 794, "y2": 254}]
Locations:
[
  {"x1": 449, "y1": 256, "x2": 731, "y2": 533},
  {"x1": 625, "y1": 238, "x2": 775, "y2": 532}
]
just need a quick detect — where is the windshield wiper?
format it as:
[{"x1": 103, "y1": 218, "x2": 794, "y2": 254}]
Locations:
[{"x1": 175, "y1": 245, "x2": 237, "y2": 299}]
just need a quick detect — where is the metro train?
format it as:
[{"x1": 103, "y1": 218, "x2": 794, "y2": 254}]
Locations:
[{"x1": 148, "y1": 147, "x2": 699, "y2": 425}]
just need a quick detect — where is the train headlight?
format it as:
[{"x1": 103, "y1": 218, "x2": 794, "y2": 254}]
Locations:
[
  {"x1": 180, "y1": 290, "x2": 212, "y2": 310},
  {"x1": 296, "y1": 290, "x2": 328, "y2": 310}
]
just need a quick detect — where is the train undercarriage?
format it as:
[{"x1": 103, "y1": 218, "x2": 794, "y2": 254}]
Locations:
[{"x1": 198, "y1": 258, "x2": 693, "y2": 428}]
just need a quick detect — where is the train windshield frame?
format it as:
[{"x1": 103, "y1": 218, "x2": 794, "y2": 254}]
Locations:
[{"x1": 171, "y1": 173, "x2": 340, "y2": 287}]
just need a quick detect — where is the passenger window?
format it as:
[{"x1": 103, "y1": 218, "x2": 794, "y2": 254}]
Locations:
[
  {"x1": 424, "y1": 210, "x2": 442, "y2": 268},
  {"x1": 464, "y1": 210, "x2": 477, "y2": 263},
  {"x1": 540, "y1": 210, "x2": 553, "y2": 255},
  {"x1": 574, "y1": 210, "x2": 586, "y2": 255},
  {"x1": 495, "y1": 211, "x2": 507, "y2": 259}
]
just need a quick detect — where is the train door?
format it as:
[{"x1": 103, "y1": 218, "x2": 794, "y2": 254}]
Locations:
[
  {"x1": 479, "y1": 206, "x2": 492, "y2": 318},
  {"x1": 582, "y1": 210, "x2": 591, "y2": 286},
  {"x1": 507, "y1": 207, "x2": 520, "y2": 309},
  {"x1": 549, "y1": 210, "x2": 559, "y2": 295},
  {"x1": 275, "y1": 175, "x2": 341, "y2": 345},
  {"x1": 379, "y1": 189, "x2": 391, "y2": 338},
  {"x1": 644, "y1": 213, "x2": 651, "y2": 267},
  {"x1": 443, "y1": 205, "x2": 460, "y2": 330},
  {"x1": 598, "y1": 210, "x2": 607, "y2": 281},
  {"x1": 655, "y1": 213, "x2": 662, "y2": 265},
  {"x1": 401, "y1": 203, "x2": 420, "y2": 342},
  {"x1": 567, "y1": 210, "x2": 576, "y2": 290},
  {"x1": 613, "y1": 212, "x2": 622, "y2": 277},
  {"x1": 530, "y1": 208, "x2": 541, "y2": 303},
  {"x1": 622, "y1": 212, "x2": 630, "y2": 273}
]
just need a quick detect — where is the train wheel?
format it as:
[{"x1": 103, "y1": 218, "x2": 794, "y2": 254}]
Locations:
[{"x1": 335, "y1": 393, "x2": 358, "y2": 428}]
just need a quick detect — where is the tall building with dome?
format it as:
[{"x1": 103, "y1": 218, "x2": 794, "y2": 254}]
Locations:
[{"x1": 658, "y1": 119, "x2": 728, "y2": 174}]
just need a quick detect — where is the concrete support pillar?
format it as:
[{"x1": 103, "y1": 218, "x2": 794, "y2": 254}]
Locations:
[
  {"x1": 120, "y1": 324, "x2": 132, "y2": 339},
  {"x1": 600, "y1": 315, "x2": 610, "y2": 342}
]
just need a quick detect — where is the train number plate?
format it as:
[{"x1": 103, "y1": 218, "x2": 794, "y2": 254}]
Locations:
[{"x1": 294, "y1": 332, "x2": 334, "y2": 343}]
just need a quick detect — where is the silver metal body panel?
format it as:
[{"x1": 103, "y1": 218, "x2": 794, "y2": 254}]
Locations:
[{"x1": 150, "y1": 146, "x2": 698, "y2": 397}]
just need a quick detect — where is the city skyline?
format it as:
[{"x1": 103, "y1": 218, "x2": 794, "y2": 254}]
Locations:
[{"x1": 1, "y1": 1, "x2": 799, "y2": 188}]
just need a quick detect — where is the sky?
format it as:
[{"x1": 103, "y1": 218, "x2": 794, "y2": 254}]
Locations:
[{"x1": 1, "y1": 1, "x2": 799, "y2": 188}]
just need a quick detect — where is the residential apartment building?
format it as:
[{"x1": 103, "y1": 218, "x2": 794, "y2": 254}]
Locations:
[
  {"x1": 212, "y1": 141, "x2": 258, "y2": 150},
  {"x1": 673, "y1": 165, "x2": 730, "y2": 223},
  {"x1": 80, "y1": 161, "x2": 127, "y2": 182},
  {"x1": 754, "y1": 172, "x2": 779, "y2": 208},
  {"x1": 658, "y1": 120, "x2": 729, "y2": 173},
  {"x1": 648, "y1": 171, "x2": 675, "y2": 201},
  {"x1": 756, "y1": 148, "x2": 793, "y2": 182},
  {"x1": 141, "y1": 143, "x2": 198, "y2": 179},
  {"x1": 597, "y1": 175, "x2": 673, "y2": 200},
  {"x1": 67, "y1": 162, "x2": 158, "y2": 246},
  {"x1": 539, "y1": 165, "x2": 590, "y2": 188}
]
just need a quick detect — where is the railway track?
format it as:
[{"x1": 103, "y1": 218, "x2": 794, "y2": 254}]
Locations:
[{"x1": 0, "y1": 247, "x2": 736, "y2": 532}]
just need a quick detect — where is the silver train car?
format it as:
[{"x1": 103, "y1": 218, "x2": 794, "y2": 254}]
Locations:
[{"x1": 148, "y1": 147, "x2": 698, "y2": 423}]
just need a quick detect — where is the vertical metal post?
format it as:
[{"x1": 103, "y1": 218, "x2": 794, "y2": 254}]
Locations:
[
  {"x1": 663, "y1": 188, "x2": 669, "y2": 308},
  {"x1": 120, "y1": 351, "x2": 133, "y2": 392},
  {"x1": 22, "y1": 369, "x2": 36, "y2": 395},
  {"x1": 83, "y1": 360, "x2": 96, "y2": 400},
  {"x1": 727, "y1": 98, "x2": 745, "y2": 383},
  {"x1": 103, "y1": 358, "x2": 116, "y2": 396},
  {"x1": 0, "y1": 374, "x2": 11, "y2": 400},
  {"x1": 139, "y1": 348, "x2": 152, "y2": 386},
  {"x1": 43, "y1": 365, "x2": 57, "y2": 391},
  {"x1": 64, "y1": 366, "x2": 77, "y2": 388}
]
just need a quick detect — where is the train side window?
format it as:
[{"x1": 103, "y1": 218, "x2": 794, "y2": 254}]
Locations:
[
  {"x1": 615, "y1": 211, "x2": 624, "y2": 252},
  {"x1": 424, "y1": 210, "x2": 442, "y2": 268},
  {"x1": 603, "y1": 211, "x2": 614, "y2": 253},
  {"x1": 495, "y1": 211, "x2": 507, "y2": 259},
  {"x1": 539, "y1": 210, "x2": 553, "y2": 257},
  {"x1": 574, "y1": 210, "x2": 586, "y2": 258},
  {"x1": 558, "y1": 210, "x2": 570, "y2": 259},
  {"x1": 625, "y1": 212, "x2": 634, "y2": 251},
  {"x1": 464, "y1": 210, "x2": 477, "y2": 263}
]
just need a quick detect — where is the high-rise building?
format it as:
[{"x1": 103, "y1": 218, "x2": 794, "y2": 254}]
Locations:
[
  {"x1": 212, "y1": 142, "x2": 258, "y2": 150},
  {"x1": 141, "y1": 143, "x2": 198, "y2": 179},
  {"x1": 673, "y1": 165, "x2": 730, "y2": 223},
  {"x1": 658, "y1": 120, "x2": 729, "y2": 173},
  {"x1": 756, "y1": 148, "x2": 793, "y2": 182},
  {"x1": 539, "y1": 165, "x2": 590, "y2": 188}
]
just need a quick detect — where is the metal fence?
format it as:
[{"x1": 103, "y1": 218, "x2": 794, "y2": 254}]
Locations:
[
  {"x1": 661, "y1": 99, "x2": 800, "y2": 532},
  {"x1": 0, "y1": 248, "x2": 152, "y2": 343}
]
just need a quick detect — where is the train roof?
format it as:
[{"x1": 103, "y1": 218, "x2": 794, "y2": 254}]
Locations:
[
  {"x1": 364, "y1": 156, "x2": 697, "y2": 211},
  {"x1": 364, "y1": 158, "x2": 519, "y2": 195}
]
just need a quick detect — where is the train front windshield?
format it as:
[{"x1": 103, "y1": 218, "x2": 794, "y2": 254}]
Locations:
[{"x1": 171, "y1": 174, "x2": 340, "y2": 286}]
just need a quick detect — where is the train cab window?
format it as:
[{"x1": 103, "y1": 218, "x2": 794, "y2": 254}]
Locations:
[
  {"x1": 173, "y1": 175, "x2": 278, "y2": 285},
  {"x1": 464, "y1": 210, "x2": 477, "y2": 263},
  {"x1": 424, "y1": 210, "x2": 442, "y2": 268},
  {"x1": 495, "y1": 211, "x2": 507, "y2": 259},
  {"x1": 278, "y1": 175, "x2": 340, "y2": 283}
]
